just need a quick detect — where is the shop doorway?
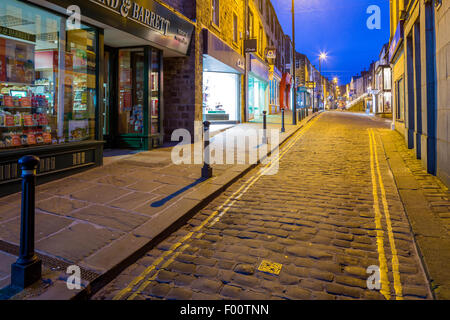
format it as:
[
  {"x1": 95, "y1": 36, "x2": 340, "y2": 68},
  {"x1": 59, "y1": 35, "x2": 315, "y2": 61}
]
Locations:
[{"x1": 101, "y1": 45, "x2": 162, "y2": 151}]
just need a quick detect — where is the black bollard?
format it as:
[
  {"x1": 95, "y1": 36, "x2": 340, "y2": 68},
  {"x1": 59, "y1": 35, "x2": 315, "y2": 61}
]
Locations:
[
  {"x1": 201, "y1": 121, "x2": 213, "y2": 179},
  {"x1": 11, "y1": 155, "x2": 42, "y2": 289},
  {"x1": 262, "y1": 111, "x2": 267, "y2": 144},
  {"x1": 281, "y1": 108, "x2": 285, "y2": 133},
  {"x1": 297, "y1": 109, "x2": 301, "y2": 122}
]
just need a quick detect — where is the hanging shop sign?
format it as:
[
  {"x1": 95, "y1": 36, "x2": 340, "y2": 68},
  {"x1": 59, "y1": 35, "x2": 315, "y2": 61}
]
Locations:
[
  {"x1": 305, "y1": 81, "x2": 316, "y2": 89},
  {"x1": 266, "y1": 48, "x2": 276, "y2": 60},
  {"x1": 27, "y1": 0, "x2": 194, "y2": 55},
  {"x1": 244, "y1": 39, "x2": 258, "y2": 53}
]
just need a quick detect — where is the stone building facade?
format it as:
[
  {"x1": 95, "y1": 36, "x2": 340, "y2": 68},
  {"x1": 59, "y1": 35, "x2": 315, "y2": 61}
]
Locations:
[
  {"x1": 157, "y1": 0, "x2": 199, "y2": 142},
  {"x1": 390, "y1": 0, "x2": 449, "y2": 186},
  {"x1": 159, "y1": 0, "x2": 292, "y2": 141},
  {"x1": 434, "y1": 0, "x2": 449, "y2": 186}
]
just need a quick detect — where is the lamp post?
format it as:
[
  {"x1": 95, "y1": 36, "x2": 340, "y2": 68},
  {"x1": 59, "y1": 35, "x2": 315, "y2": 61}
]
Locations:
[
  {"x1": 291, "y1": 0, "x2": 297, "y2": 125},
  {"x1": 319, "y1": 52, "x2": 327, "y2": 110}
]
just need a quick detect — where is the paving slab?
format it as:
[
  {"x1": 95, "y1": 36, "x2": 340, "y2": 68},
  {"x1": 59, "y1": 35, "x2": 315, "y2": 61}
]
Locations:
[
  {"x1": 0, "y1": 213, "x2": 73, "y2": 244},
  {"x1": 71, "y1": 185, "x2": 132, "y2": 204},
  {"x1": 68, "y1": 205, "x2": 151, "y2": 232},
  {"x1": 36, "y1": 222, "x2": 123, "y2": 263},
  {"x1": 108, "y1": 192, "x2": 159, "y2": 211},
  {"x1": 37, "y1": 197, "x2": 88, "y2": 216}
]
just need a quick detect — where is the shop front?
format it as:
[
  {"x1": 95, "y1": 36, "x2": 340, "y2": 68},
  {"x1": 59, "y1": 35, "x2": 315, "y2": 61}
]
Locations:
[
  {"x1": 248, "y1": 54, "x2": 269, "y2": 121},
  {"x1": 0, "y1": 0, "x2": 193, "y2": 195},
  {"x1": 280, "y1": 72, "x2": 291, "y2": 111},
  {"x1": 268, "y1": 67, "x2": 282, "y2": 114},
  {"x1": 202, "y1": 29, "x2": 244, "y2": 123},
  {"x1": 389, "y1": 20, "x2": 405, "y2": 138}
]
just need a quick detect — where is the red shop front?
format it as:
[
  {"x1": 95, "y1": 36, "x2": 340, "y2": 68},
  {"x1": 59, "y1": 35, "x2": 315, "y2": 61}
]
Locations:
[{"x1": 280, "y1": 73, "x2": 292, "y2": 110}]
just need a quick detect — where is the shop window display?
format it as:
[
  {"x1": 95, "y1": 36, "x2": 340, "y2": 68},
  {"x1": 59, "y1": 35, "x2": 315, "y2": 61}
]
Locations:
[
  {"x1": 203, "y1": 72, "x2": 238, "y2": 122},
  {"x1": 0, "y1": 0, "x2": 97, "y2": 150},
  {"x1": 118, "y1": 49, "x2": 144, "y2": 134},
  {"x1": 248, "y1": 75, "x2": 267, "y2": 119},
  {"x1": 151, "y1": 50, "x2": 160, "y2": 135}
]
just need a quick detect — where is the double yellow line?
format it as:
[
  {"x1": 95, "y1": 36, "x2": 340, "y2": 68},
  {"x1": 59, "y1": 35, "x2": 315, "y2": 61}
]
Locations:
[
  {"x1": 368, "y1": 129, "x2": 403, "y2": 300},
  {"x1": 113, "y1": 115, "x2": 321, "y2": 300}
]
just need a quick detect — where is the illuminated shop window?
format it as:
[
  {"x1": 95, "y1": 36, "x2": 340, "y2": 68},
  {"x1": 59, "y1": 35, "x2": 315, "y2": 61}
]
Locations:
[{"x1": 0, "y1": 0, "x2": 97, "y2": 149}]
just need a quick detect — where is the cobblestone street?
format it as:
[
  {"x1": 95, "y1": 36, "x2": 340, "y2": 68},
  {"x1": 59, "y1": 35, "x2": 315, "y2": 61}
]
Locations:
[{"x1": 93, "y1": 112, "x2": 438, "y2": 300}]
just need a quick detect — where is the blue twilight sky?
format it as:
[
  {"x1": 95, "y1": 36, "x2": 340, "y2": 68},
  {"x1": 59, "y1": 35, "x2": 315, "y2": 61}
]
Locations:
[{"x1": 272, "y1": 0, "x2": 390, "y2": 84}]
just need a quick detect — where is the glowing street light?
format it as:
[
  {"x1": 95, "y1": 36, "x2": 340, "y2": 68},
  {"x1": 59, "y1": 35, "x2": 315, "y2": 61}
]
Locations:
[{"x1": 318, "y1": 52, "x2": 327, "y2": 110}]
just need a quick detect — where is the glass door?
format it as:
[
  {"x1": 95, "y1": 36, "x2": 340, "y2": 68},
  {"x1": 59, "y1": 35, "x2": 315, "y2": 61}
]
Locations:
[
  {"x1": 150, "y1": 49, "x2": 160, "y2": 136},
  {"x1": 118, "y1": 48, "x2": 145, "y2": 135},
  {"x1": 108, "y1": 46, "x2": 162, "y2": 150},
  {"x1": 102, "y1": 49, "x2": 111, "y2": 146}
]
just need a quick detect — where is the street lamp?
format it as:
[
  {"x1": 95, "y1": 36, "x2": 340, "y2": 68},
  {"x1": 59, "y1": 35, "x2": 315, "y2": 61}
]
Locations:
[
  {"x1": 318, "y1": 52, "x2": 327, "y2": 110},
  {"x1": 291, "y1": 0, "x2": 297, "y2": 125}
]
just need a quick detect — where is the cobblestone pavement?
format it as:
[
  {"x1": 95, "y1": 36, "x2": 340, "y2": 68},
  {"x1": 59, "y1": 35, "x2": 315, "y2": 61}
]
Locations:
[{"x1": 93, "y1": 112, "x2": 433, "y2": 300}]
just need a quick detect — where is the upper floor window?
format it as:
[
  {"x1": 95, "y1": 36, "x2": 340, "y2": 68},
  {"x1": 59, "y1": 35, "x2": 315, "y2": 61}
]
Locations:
[
  {"x1": 248, "y1": 10, "x2": 254, "y2": 38},
  {"x1": 259, "y1": 25, "x2": 263, "y2": 55},
  {"x1": 212, "y1": 0, "x2": 220, "y2": 27},
  {"x1": 233, "y1": 13, "x2": 238, "y2": 43}
]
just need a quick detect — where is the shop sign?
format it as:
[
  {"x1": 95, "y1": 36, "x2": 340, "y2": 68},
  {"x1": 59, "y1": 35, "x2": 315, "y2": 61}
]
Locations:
[
  {"x1": 90, "y1": 0, "x2": 170, "y2": 35},
  {"x1": 250, "y1": 55, "x2": 269, "y2": 81},
  {"x1": 203, "y1": 29, "x2": 245, "y2": 74},
  {"x1": 266, "y1": 48, "x2": 276, "y2": 60},
  {"x1": 389, "y1": 20, "x2": 404, "y2": 62},
  {"x1": 236, "y1": 59, "x2": 245, "y2": 70},
  {"x1": 244, "y1": 39, "x2": 257, "y2": 53},
  {"x1": 305, "y1": 81, "x2": 316, "y2": 89},
  {"x1": 30, "y1": 0, "x2": 194, "y2": 55},
  {"x1": 268, "y1": 65, "x2": 274, "y2": 80}
]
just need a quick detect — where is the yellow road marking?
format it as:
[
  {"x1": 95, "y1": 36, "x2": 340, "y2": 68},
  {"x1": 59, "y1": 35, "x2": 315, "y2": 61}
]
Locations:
[
  {"x1": 368, "y1": 129, "x2": 391, "y2": 300},
  {"x1": 370, "y1": 129, "x2": 403, "y2": 300},
  {"x1": 128, "y1": 245, "x2": 190, "y2": 300},
  {"x1": 113, "y1": 115, "x2": 321, "y2": 300}
]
